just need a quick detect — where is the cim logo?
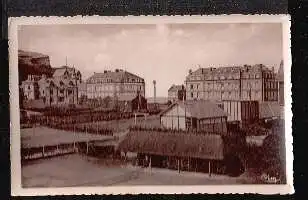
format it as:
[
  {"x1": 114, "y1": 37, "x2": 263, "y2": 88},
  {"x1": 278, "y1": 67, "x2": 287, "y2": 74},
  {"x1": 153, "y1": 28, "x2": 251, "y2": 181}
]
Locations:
[{"x1": 261, "y1": 173, "x2": 281, "y2": 184}]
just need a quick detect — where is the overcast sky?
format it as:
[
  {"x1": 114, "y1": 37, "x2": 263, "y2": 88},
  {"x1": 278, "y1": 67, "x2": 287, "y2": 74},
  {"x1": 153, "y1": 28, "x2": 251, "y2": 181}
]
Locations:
[{"x1": 18, "y1": 23, "x2": 283, "y2": 97}]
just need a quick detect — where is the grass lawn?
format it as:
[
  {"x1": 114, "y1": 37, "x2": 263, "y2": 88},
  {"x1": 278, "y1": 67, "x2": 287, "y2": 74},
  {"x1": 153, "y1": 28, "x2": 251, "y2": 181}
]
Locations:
[
  {"x1": 77, "y1": 115, "x2": 161, "y2": 133},
  {"x1": 21, "y1": 127, "x2": 114, "y2": 148}
]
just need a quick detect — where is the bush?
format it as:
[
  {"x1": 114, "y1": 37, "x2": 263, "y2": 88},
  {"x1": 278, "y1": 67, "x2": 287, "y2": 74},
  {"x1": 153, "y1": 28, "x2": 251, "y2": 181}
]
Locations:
[{"x1": 262, "y1": 134, "x2": 286, "y2": 182}]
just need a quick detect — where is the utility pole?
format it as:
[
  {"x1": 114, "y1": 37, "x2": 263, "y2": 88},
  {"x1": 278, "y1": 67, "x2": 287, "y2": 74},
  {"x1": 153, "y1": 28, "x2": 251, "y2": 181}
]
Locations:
[{"x1": 153, "y1": 80, "x2": 156, "y2": 104}]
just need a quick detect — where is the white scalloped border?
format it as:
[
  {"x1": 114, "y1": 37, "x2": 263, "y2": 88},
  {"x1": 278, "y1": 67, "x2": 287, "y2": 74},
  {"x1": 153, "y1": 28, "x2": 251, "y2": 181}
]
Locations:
[{"x1": 9, "y1": 15, "x2": 293, "y2": 196}]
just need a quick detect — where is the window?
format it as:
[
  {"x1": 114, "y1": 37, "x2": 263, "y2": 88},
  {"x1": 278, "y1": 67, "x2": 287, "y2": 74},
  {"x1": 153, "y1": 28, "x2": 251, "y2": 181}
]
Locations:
[
  {"x1": 191, "y1": 92, "x2": 193, "y2": 98},
  {"x1": 28, "y1": 85, "x2": 30, "y2": 90},
  {"x1": 197, "y1": 84, "x2": 199, "y2": 89},
  {"x1": 190, "y1": 84, "x2": 193, "y2": 90}
]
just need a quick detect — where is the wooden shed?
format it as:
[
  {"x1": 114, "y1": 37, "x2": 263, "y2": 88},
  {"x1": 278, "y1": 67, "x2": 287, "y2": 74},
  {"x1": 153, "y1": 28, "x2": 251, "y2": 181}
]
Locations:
[{"x1": 159, "y1": 100, "x2": 228, "y2": 134}]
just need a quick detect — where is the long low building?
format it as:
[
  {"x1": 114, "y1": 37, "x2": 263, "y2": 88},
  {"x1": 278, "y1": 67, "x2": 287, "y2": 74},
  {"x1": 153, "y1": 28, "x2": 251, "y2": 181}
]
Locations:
[
  {"x1": 118, "y1": 130, "x2": 245, "y2": 176},
  {"x1": 159, "y1": 100, "x2": 228, "y2": 134}
]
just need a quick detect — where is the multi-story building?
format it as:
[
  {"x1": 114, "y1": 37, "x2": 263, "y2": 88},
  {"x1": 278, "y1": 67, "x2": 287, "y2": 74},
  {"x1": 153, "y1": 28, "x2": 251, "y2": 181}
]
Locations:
[
  {"x1": 21, "y1": 65, "x2": 81, "y2": 106},
  {"x1": 85, "y1": 69, "x2": 145, "y2": 100},
  {"x1": 21, "y1": 75, "x2": 41, "y2": 100},
  {"x1": 168, "y1": 84, "x2": 186, "y2": 102},
  {"x1": 185, "y1": 64, "x2": 278, "y2": 102}
]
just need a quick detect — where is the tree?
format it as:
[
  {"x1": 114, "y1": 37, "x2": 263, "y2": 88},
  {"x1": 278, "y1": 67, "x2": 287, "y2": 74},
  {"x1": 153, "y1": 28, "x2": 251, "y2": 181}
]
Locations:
[
  {"x1": 103, "y1": 96, "x2": 112, "y2": 108},
  {"x1": 19, "y1": 87, "x2": 24, "y2": 109},
  {"x1": 262, "y1": 133, "x2": 286, "y2": 182}
]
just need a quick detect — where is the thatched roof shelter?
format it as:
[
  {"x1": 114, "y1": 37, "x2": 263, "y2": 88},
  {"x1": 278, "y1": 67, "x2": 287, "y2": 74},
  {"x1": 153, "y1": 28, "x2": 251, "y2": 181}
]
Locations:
[{"x1": 117, "y1": 131, "x2": 224, "y2": 160}]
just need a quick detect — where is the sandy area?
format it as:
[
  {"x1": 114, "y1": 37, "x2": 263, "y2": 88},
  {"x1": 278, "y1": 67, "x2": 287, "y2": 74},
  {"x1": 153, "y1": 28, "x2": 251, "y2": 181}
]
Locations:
[{"x1": 22, "y1": 154, "x2": 256, "y2": 187}]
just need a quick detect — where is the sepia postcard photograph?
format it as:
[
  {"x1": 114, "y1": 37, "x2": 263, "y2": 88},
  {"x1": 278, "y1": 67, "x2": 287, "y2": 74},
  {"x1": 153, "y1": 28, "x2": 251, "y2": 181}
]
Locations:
[{"x1": 9, "y1": 15, "x2": 292, "y2": 195}]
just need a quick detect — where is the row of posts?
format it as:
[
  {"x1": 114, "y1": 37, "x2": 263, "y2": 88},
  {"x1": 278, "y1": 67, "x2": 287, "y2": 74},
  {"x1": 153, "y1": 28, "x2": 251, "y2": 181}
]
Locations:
[
  {"x1": 141, "y1": 155, "x2": 212, "y2": 177},
  {"x1": 31, "y1": 125, "x2": 90, "y2": 157}
]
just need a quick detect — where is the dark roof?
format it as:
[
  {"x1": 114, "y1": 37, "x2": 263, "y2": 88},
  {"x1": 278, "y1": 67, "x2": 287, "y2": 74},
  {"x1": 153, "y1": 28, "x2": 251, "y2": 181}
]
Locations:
[
  {"x1": 118, "y1": 131, "x2": 224, "y2": 160},
  {"x1": 168, "y1": 84, "x2": 184, "y2": 92},
  {"x1": 160, "y1": 100, "x2": 227, "y2": 119},
  {"x1": 52, "y1": 66, "x2": 77, "y2": 77},
  {"x1": 86, "y1": 70, "x2": 144, "y2": 83},
  {"x1": 259, "y1": 102, "x2": 284, "y2": 119}
]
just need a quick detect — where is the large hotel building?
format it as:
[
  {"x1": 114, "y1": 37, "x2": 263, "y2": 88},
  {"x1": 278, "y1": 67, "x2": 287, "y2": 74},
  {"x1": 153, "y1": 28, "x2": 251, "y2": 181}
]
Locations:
[
  {"x1": 85, "y1": 69, "x2": 145, "y2": 100},
  {"x1": 185, "y1": 64, "x2": 278, "y2": 102}
]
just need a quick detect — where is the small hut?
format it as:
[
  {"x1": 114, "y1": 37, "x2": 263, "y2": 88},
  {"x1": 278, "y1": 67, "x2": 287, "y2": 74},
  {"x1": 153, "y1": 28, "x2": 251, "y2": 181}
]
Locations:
[{"x1": 160, "y1": 100, "x2": 228, "y2": 134}]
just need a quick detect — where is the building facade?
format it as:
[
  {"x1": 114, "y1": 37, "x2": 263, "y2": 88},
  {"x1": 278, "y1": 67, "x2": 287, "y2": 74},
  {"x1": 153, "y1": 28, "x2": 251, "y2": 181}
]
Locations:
[
  {"x1": 85, "y1": 69, "x2": 145, "y2": 100},
  {"x1": 21, "y1": 75, "x2": 41, "y2": 100},
  {"x1": 185, "y1": 64, "x2": 278, "y2": 102},
  {"x1": 168, "y1": 84, "x2": 186, "y2": 102},
  {"x1": 21, "y1": 66, "x2": 81, "y2": 107}
]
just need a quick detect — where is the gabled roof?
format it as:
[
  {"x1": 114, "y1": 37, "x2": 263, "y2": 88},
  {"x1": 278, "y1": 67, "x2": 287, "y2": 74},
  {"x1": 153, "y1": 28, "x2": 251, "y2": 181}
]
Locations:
[
  {"x1": 118, "y1": 131, "x2": 224, "y2": 160},
  {"x1": 259, "y1": 102, "x2": 284, "y2": 119},
  {"x1": 168, "y1": 84, "x2": 184, "y2": 92},
  {"x1": 52, "y1": 66, "x2": 77, "y2": 77},
  {"x1": 160, "y1": 100, "x2": 228, "y2": 119},
  {"x1": 53, "y1": 79, "x2": 75, "y2": 87},
  {"x1": 37, "y1": 77, "x2": 76, "y2": 88}
]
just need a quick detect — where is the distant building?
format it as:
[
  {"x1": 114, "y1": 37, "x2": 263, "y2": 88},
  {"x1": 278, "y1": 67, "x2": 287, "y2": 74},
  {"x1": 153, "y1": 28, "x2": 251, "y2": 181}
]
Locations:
[
  {"x1": 77, "y1": 82, "x2": 87, "y2": 99},
  {"x1": 277, "y1": 61, "x2": 284, "y2": 105},
  {"x1": 21, "y1": 65, "x2": 81, "y2": 107},
  {"x1": 168, "y1": 84, "x2": 186, "y2": 102},
  {"x1": 185, "y1": 65, "x2": 278, "y2": 102},
  {"x1": 160, "y1": 100, "x2": 228, "y2": 134},
  {"x1": 85, "y1": 69, "x2": 145, "y2": 100}
]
